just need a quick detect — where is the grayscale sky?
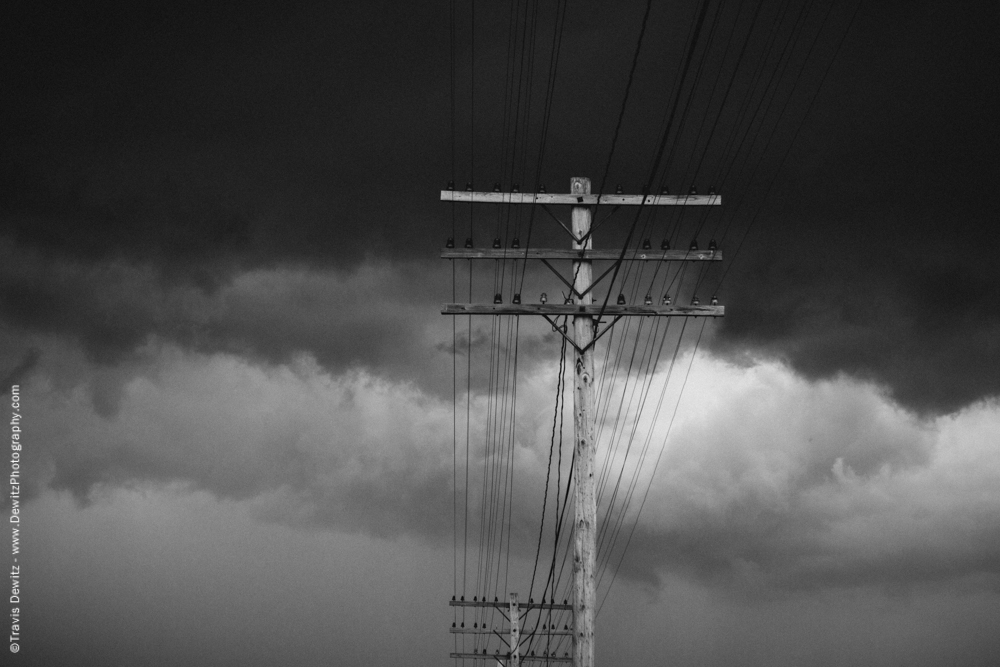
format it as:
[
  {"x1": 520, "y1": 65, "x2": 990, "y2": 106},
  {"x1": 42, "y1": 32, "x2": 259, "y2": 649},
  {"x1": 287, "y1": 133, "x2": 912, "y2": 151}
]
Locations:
[{"x1": 2, "y1": 1, "x2": 999, "y2": 666}]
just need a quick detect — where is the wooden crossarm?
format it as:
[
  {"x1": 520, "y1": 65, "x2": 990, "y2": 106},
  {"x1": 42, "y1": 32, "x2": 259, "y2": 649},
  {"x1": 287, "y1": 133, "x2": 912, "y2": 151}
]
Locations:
[
  {"x1": 449, "y1": 599, "x2": 574, "y2": 611},
  {"x1": 450, "y1": 653, "x2": 572, "y2": 663},
  {"x1": 441, "y1": 190, "x2": 720, "y2": 206},
  {"x1": 442, "y1": 304, "x2": 723, "y2": 317},
  {"x1": 441, "y1": 248, "x2": 721, "y2": 261}
]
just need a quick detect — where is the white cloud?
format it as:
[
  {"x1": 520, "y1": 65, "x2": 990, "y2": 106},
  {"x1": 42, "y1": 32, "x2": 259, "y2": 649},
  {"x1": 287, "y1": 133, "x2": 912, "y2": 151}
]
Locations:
[
  {"x1": 16, "y1": 322, "x2": 1000, "y2": 598},
  {"x1": 606, "y1": 353, "x2": 1000, "y2": 593}
]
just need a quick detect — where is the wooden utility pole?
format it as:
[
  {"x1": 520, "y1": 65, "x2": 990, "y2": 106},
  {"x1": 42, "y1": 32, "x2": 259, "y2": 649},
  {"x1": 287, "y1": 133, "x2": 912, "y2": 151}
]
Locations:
[
  {"x1": 444, "y1": 178, "x2": 722, "y2": 667},
  {"x1": 569, "y1": 177, "x2": 596, "y2": 667}
]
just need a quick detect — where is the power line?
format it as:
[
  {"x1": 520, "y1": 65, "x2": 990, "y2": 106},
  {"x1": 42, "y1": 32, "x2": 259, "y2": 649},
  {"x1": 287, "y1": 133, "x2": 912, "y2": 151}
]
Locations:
[
  {"x1": 597, "y1": 319, "x2": 707, "y2": 616},
  {"x1": 596, "y1": 0, "x2": 715, "y2": 324}
]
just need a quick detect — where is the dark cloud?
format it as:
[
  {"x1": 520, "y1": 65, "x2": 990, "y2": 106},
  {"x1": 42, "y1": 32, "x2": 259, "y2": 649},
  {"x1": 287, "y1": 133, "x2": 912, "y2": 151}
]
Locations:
[
  {"x1": 1, "y1": 0, "x2": 455, "y2": 271},
  {"x1": 704, "y1": 1, "x2": 1000, "y2": 415},
  {"x1": 0, "y1": 235, "x2": 587, "y2": 405},
  {"x1": 2, "y1": 0, "x2": 998, "y2": 413},
  {"x1": 712, "y1": 239, "x2": 1000, "y2": 415},
  {"x1": 5, "y1": 4, "x2": 1000, "y2": 665}
]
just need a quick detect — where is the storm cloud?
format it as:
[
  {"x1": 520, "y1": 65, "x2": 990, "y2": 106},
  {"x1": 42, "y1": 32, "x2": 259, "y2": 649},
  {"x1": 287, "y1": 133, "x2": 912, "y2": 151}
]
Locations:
[
  {"x1": 17, "y1": 335, "x2": 1000, "y2": 595},
  {"x1": 3, "y1": 0, "x2": 997, "y2": 417},
  {"x1": 3, "y1": 3, "x2": 1000, "y2": 663}
]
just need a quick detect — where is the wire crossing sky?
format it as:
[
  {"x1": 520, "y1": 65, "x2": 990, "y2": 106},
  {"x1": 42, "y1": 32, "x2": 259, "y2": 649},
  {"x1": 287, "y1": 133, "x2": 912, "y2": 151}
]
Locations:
[
  {"x1": 1, "y1": 1, "x2": 999, "y2": 666},
  {"x1": 445, "y1": 4, "x2": 872, "y2": 660}
]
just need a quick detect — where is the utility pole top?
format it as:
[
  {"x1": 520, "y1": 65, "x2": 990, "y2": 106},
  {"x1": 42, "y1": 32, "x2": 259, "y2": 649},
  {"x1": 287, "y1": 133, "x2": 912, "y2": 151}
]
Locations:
[{"x1": 442, "y1": 177, "x2": 724, "y2": 667}]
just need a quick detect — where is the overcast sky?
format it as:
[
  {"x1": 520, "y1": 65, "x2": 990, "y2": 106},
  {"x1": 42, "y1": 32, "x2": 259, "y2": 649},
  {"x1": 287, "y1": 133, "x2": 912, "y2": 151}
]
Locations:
[{"x1": 2, "y1": 1, "x2": 999, "y2": 666}]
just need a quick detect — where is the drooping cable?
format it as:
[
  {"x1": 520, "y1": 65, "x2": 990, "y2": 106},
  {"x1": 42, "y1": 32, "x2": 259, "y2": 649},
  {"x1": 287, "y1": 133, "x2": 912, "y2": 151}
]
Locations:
[
  {"x1": 717, "y1": 0, "x2": 862, "y2": 290},
  {"x1": 596, "y1": 0, "x2": 654, "y2": 197},
  {"x1": 595, "y1": 0, "x2": 715, "y2": 325},
  {"x1": 597, "y1": 319, "x2": 706, "y2": 616},
  {"x1": 528, "y1": 335, "x2": 568, "y2": 601}
]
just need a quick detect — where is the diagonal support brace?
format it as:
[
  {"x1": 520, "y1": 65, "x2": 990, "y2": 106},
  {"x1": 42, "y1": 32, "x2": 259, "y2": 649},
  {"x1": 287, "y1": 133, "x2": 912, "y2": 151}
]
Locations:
[{"x1": 541, "y1": 315, "x2": 581, "y2": 354}]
